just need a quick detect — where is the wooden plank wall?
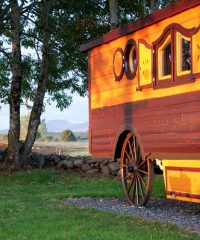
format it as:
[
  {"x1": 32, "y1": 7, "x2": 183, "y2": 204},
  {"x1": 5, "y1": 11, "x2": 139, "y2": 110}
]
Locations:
[
  {"x1": 91, "y1": 91, "x2": 200, "y2": 159},
  {"x1": 89, "y1": 5, "x2": 200, "y2": 159}
]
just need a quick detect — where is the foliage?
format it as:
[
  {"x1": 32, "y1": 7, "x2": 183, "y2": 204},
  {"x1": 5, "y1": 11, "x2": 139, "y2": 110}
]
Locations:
[
  {"x1": 0, "y1": 170, "x2": 198, "y2": 240},
  {"x1": 74, "y1": 131, "x2": 88, "y2": 141},
  {"x1": 60, "y1": 129, "x2": 76, "y2": 142},
  {"x1": 0, "y1": 1, "x2": 177, "y2": 107},
  {"x1": 0, "y1": 1, "x2": 109, "y2": 108},
  {"x1": 20, "y1": 113, "x2": 47, "y2": 140}
]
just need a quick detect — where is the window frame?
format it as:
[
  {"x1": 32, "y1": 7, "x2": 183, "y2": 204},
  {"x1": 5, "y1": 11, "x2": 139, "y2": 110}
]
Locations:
[
  {"x1": 158, "y1": 34, "x2": 172, "y2": 81},
  {"x1": 113, "y1": 48, "x2": 124, "y2": 81},
  {"x1": 153, "y1": 23, "x2": 198, "y2": 89},
  {"x1": 176, "y1": 33, "x2": 191, "y2": 77},
  {"x1": 124, "y1": 39, "x2": 138, "y2": 80}
]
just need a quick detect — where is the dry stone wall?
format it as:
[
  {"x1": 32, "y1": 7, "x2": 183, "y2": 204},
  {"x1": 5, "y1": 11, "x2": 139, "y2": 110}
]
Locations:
[
  {"x1": 55, "y1": 155, "x2": 120, "y2": 176},
  {"x1": 0, "y1": 149, "x2": 120, "y2": 176}
]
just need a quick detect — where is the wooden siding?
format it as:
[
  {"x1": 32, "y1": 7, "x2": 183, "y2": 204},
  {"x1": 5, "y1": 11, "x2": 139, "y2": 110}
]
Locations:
[
  {"x1": 90, "y1": 91, "x2": 200, "y2": 159},
  {"x1": 90, "y1": 5, "x2": 200, "y2": 110},
  {"x1": 86, "y1": 3, "x2": 200, "y2": 162}
]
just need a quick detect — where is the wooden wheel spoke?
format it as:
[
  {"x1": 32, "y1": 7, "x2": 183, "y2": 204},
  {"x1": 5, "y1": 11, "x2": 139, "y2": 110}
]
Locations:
[
  {"x1": 125, "y1": 150, "x2": 134, "y2": 165},
  {"x1": 131, "y1": 137, "x2": 134, "y2": 150},
  {"x1": 127, "y1": 139, "x2": 135, "y2": 163},
  {"x1": 137, "y1": 172, "x2": 147, "y2": 190},
  {"x1": 137, "y1": 168, "x2": 148, "y2": 175},
  {"x1": 127, "y1": 176, "x2": 134, "y2": 194},
  {"x1": 135, "y1": 176, "x2": 139, "y2": 205},
  {"x1": 137, "y1": 174, "x2": 145, "y2": 200},
  {"x1": 122, "y1": 163, "x2": 128, "y2": 168},
  {"x1": 124, "y1": 173, "x2": 133, "y2": 181},
  {"x1": 132, "y1": 177, "x2": 137, "y2": 201},
  {"x1": 133, "y1": 136, "x2": 137, "y2": 164},
  {"x1": 136, "y1": 148, "x2": 143, "y2": 166},
  {"x1": 137, "y1": 158, "x2": 147, "y2": 169}
]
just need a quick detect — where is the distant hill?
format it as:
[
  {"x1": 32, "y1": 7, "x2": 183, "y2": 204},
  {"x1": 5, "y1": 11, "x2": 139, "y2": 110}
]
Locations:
[
  {"x1": 46, "y1": 119, "x2": 88, "y2": 132},
  {"x1": 0, "y1": 120, "x2": 88, "y2": 134}
]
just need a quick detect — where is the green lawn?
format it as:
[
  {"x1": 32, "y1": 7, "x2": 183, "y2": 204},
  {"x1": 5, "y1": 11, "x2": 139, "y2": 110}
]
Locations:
[{"x1": 0, "y1": 170, "x2": 198, "y2": 240}]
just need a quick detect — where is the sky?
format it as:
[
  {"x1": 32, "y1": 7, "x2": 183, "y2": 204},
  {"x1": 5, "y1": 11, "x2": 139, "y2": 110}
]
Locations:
[{"x1": 0, "y1": 93, "x2": 89, "y2": 130}]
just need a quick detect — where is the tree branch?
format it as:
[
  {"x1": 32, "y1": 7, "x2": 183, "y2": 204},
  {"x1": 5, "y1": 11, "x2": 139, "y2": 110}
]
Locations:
[
  {"x1": 21, "y1": 1, "x2": 39, "y2": 15},
  {"x1": 0, "y1": 3, "x2": 10, "y2": 20}
]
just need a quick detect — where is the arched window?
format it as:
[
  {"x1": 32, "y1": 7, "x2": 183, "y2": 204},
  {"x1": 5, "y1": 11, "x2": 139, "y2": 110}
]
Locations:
[{"x1": 153, "y1": 24, "x2": 198, "y2": 89}]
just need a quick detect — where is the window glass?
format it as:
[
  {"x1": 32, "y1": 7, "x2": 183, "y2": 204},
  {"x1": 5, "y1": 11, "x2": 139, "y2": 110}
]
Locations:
[
  {"x1": 180, "y1": 36, "x2": 191, "y2": 71},
  {"x1": 158, "y1": 35, "x2": 172, "y2": 80},
  {"x1": 129, "y1": 46, "x2": 137, "y2": 74},
  {"x1": 162, "y1": 42, "x2": 171, "y2": 76}
]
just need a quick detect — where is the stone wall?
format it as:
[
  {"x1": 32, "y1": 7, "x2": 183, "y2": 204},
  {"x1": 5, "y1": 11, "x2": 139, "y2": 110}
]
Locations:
[
  {"x1": 0, "y1": 149, "x2": 120, "y2": 176},
  {"x1": 57, "y1": 156, "x2": 120, "y2": 176},
  {"x1": 32, "y1": 153, "x2": 120, "y2": 176}
]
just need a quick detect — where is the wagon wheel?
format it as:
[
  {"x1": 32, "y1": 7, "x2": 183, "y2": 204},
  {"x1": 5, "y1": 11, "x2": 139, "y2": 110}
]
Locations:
[{"x1": 120, "y1": 132, "x2": 154, "y2": 206}]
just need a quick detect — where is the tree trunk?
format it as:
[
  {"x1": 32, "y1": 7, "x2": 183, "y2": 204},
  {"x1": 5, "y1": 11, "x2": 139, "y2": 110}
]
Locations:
[
  {"x1": 150, "y1": 0, "x2": 159, "y2": 13},
  {"x1": 20, "y1": 0, "x2": 51, "y2": 166},
  {"x1": 109, "y1": 0, "x2": 119, "y2": 30},
  {"x1": 5, "y1": 1, "x2": 22, "y2": 168},
  {"x1": 143, "y1": 0, "x2": 147, "y2": 16}
]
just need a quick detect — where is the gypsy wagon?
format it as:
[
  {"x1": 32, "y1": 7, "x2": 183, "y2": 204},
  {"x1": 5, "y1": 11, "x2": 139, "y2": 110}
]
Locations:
[{"x1": 80, "y1": 0, "x2": 200, "y2": 206}]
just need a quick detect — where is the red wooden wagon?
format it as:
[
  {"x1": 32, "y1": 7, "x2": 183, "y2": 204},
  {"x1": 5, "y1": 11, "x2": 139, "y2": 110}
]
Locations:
[{"x1": 80, "y1": 0, "x2": 200, "y2": 205}]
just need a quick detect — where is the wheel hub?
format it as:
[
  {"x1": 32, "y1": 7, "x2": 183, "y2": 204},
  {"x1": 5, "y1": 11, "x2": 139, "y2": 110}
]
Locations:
[{"x1": 127, "y1": 165, "x2": 134, "y2": 173}]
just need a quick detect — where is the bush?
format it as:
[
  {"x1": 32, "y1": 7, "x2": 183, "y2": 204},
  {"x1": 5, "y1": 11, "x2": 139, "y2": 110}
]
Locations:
[
  {"x1": 60, "y1": 130, "x2": 76, "y2": 142},
  {"x1": 45, "y1": 136, "x2": 54, "y2": 142}
]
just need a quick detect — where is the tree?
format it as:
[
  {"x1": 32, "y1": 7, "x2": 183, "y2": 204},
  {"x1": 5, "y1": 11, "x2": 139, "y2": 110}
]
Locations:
[
  {"x1": 0, "y1": 0, "x2": 52, "y2": 168},
  {"x1": 109, "y1": 0, "x2": 119, "y2": 30},
  {"x1": 0, "y1": 0, "x2": 111, "y2": 168},
  {"x1": 19, "y1": 0, "x2": 51, "y2": 166},
  {"x1": 20, "y1": 113, "x2": 47, "y2": 140},
  {"x1": 143, "y1": 0, "x2": 177, "y2": 15},
  {"x1": 5, "y1": 0, "x2": 22, "y2": 167},
  {"x1": 60, "y1": 130, "x2": 76, "y2": 142}
]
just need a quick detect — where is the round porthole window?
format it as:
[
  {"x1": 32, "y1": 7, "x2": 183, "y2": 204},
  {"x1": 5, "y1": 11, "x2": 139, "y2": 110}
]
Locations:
[
  {"x1": 124, "y1": 39, "x2": 138, "y2": 80},
  {"x1": 113, "y1": 48, "x2": 124, "y2": 81}
]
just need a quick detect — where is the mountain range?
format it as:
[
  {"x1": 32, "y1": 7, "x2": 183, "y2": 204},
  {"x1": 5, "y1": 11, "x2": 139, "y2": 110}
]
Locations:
[
  {"x1": 46, "y1": 119, "x2": 88, "y2": 132},
  {"x1": 0, "y1": 119, "x2": 88, "y2": 134}
]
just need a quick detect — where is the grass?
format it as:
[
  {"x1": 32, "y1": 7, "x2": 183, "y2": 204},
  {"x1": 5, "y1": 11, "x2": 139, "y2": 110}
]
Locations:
[{"x1": 0, "y1": 170, "x2": 198, "y2": 240}]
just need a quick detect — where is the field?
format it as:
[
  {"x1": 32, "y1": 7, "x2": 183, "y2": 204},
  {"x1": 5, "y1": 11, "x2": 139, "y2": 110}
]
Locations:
[
  {"x1": 0, "y1": 140, "x2": 89, "y2": 156},
  {"x1": 0, "y1": 170, "x2": 198, "y2": 240},
  {"x1": 33, "y1": 140, "x2": 89, "y2": 156},
  {"x1": 0, "y1": 140, "x2": 7, "y2": 149}
]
